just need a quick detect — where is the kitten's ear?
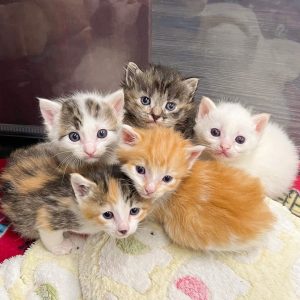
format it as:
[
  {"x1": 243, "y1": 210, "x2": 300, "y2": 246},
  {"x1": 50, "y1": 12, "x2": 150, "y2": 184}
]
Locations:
[
  {"x1": 186, "y1": 145, "x2": 205, "y2": 169},
  {"x1": 38, "y1": 98, "x2": 62, "y2": 130},
  {"x1": 107, "y1": 89, "x2": 124, "y2": 119},
  {"x1": 70, "y1": 173, "x2": 97, "y2": 204},
  {"x1": 183, "y1": 78, "x2": 199, "y2": 95},
  {"x1": 252, "y1": 113, "x2": 270, "y2": 134},
  {"x1": 121, "y1": 125, "x2": 141, "y2": 146},
  {"x1": 197, "y1": 96, "x2": 216, "y2": 119},
  {"x1": 125, "y1": 62, "x2": 142, "y2": 85}
]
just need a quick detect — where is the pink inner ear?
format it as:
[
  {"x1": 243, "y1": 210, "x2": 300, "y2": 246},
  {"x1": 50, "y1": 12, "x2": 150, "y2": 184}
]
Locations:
[
  {"x1": 77, "y1": 184, "x2": 89, "y2": 197},
  {"x1": 122, "y1": 130, "x2": 136, "y2": 145},
  {"x1": 254, "y1": 114, "x2": 270, "y2": 133},
  {"x1": 42, "y1": 109, "x2": 55, "y2": 125},
  {"x1": 189, "y1": 151, "x2": 201, "y2": 162},
  {"x1": 113, "y1": 98, "x2": 124, "y2": 114}
]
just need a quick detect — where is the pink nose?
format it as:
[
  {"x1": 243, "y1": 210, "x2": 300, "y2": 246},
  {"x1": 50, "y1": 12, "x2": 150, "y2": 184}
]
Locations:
[
  {"x1": 145, "y1": 183, "x2": 156, "y2": 195},
  {"x1": 221, "y1": 144, "x2": 231, "y2": 150},
  {"x1": 118, "y1": 223, "x2": 129, "y2": 235},
  {"x1": 85, "y1": 150, "x2": 96, "y2": 157}
]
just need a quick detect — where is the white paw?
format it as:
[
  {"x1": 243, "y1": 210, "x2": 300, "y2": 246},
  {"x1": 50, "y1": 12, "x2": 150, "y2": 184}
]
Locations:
[{"x1": 49, "y1": 238, "x2": 73, "y2": 255}]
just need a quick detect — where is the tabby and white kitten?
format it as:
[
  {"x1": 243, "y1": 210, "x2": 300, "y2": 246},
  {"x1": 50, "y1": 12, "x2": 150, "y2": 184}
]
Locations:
[
  {"x1": 1, "y1": 157, "x2": 150, "y2": 255},
  {"x1": 38, "y1": 89, "x2": 124, "y2": 168},
  {"x1": 194, "y1": 97, "x2": 299, "y2": 199},
  {"x1": 121, "y1": 62, "x2": 199, "y2": 139}
]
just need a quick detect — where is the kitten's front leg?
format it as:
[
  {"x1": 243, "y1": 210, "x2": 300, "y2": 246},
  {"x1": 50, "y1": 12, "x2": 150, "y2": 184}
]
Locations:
[{"x1": 39, "y1": 229, "x2": 73, "y2": 255}]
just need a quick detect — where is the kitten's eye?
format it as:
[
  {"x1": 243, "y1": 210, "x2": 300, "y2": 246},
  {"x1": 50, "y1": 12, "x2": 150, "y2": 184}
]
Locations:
[
  {"x1": 165, "y1": 102, "x2": 176, "y2": 111},
  {"x1": 210, "y1": 128, "x2": 221, "y2": 137},
  {"x1": 103, "y1": 211, "x2": 114, "y2": 219},
  {"x1": 69, "y1": 132, "x2": 80, "y2": 142},
  {"x1": 140, "y1": 96, "x2": 151, "y2": 106},
  {"x1": 235, "y1": 136, "x2": 246, "y2": 144},
  {"x1": 130, "y1": 207, "x2": 140, "y2": 215},
  {"x1": 162, "y1": 175, "x2": 173, "y2": 183},
  {"x1": 136, "y1": 166, "x2": 146, "y2": 175},
  {"x1": 97, "y1": 129, "x2": 108, "y2": 138}
]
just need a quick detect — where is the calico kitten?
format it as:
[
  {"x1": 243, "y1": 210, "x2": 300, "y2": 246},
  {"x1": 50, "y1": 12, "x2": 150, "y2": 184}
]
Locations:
[
  {"x1": 38, "y1": 89, "x2": 124, "y2": 168},
  {"x1": 1, "y1": 156, "x2": 150, "y2": 255},
  {"x1": 117, "y1": 126, "x2": 275, "y2": 251},
  {"x1": 121, "y1": 62, "x2": 199, "y2": 139},
  {"x1": 194, "y1": 97, "x2": 299, "y2": 199}
]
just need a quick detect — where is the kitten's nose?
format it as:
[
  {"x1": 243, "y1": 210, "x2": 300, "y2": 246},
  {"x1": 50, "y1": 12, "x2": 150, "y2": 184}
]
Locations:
[
  {"x1": 84, "y1": 149, "x2": 96, "y2": 157},
  {"x1": 221, "y1": 144, "x2": 231, "y2": 150},
  {"x1": 145, "y1": 183, "x2": 156, "y2": 194},
  {"x1": 151, "y1": 113, "x2": 160, "y2": 121},
  {"x1": 118, "y1": 230, "x2": 128, "y2": 235}
]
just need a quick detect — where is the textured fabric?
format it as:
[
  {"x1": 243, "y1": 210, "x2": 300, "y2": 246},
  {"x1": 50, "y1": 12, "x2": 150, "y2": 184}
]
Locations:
[
  {"x1": 79, "y1": 199, "x2": 300, "y2": 299},
  {"x1": 0, "y1": 199, "x2": 300, "y2": 299}
]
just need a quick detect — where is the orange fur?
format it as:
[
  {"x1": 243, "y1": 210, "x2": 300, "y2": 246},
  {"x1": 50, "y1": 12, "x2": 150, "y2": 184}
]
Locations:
[
  {"x1": 36, "y1": 207, "x2": 52, "y2": 230},
  {"x1": 154, "y1": 161, "x2": 275, "y2": 250},
  {"x1": 119, "y1": 126, "x2": 276, "y2": 251},
  {"x1": 107, "y1": 179, "x2": 121, "y2": 204}
]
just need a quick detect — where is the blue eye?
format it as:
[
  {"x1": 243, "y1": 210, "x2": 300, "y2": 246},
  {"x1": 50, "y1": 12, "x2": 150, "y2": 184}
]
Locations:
[
  {"x1": 130, "y1": 208, "x2": 140, "y2": 215},
  {"x1": 136, "y1": 166, "x2": 145, "y2": 175},
  {"x1": 235, "y1": 136, "x2": 245, "y2": 144},
  {"x1": 97, "y1": 129, "x2": 108, "y2": 138},
  {"x1": 103, "y1": 211, "x2": 114, "y2": 219},
  {"x1": 165, "y1": 102, "x2": 176, "y2": 111},
  {"x1": 162, "y1": 175, "x2": 173, "y2": 183},
  {"x1": 69, "y1": 132, "x2": 80, "y2": 142},
  {"x1": 210, "y1": 128, "x2": 220, "y2": 137},
  {"x1": 140, "y1": 96, "x2": 151, "y2": 106}
]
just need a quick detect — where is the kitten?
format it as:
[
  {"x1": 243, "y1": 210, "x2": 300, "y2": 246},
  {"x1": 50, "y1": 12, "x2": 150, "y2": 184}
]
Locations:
[
  {"x1": 1, "y1": 155, "x2": 150, "y2": 255},
  {"x1": 117, "y1": 126, "x2": 275, "y2": 251},
  {"x1": 38, "y1": 89, "x2": 124, "y2": 169},
  {"x1": 194, "y1": 97, "x2": 299, "y2": 199},
  {"x1": 121, "y1": 62, "x2": 199, "y2": 139}
]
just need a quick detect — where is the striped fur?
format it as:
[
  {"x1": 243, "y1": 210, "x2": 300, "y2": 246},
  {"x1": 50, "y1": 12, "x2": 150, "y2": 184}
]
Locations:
[{"x1": 122, "y1": 62, "x2": 199, "y2": 139}]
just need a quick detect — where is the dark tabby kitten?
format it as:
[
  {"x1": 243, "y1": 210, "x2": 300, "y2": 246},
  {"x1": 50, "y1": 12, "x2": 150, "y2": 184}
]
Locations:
[
  {"x1": 121, "y1": 62, "x2": 199, "y2": 139},
  {"x1": 1, "y1": 152, "x2": 151, "y2": 255}
]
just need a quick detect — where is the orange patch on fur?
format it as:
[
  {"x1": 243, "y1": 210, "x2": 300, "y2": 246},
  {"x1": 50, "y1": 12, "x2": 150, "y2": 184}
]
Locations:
[
  {"x1": 107, "y1": 178, "x2": 121, "y2": 204},
  {"x1": 118, "y1": 126, "x2": 191, "y2": 177},
  {"x1": 154, "y1": 161, "x2": 276, "y2": 250},
  {"x1": 81, "y1": 201, "x2": 105, "y2": 225},
  {"x1": 17, "y1": 172, "x2": 52, "y2": 194},
  {"x1": 36, "y1": 207, "x2": 51, "y2": 230}
]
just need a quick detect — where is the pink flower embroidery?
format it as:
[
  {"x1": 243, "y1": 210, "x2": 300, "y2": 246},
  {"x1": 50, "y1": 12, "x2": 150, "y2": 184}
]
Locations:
[{"x1": 176, "y1": 275, "x2": 210, "y2": 300}]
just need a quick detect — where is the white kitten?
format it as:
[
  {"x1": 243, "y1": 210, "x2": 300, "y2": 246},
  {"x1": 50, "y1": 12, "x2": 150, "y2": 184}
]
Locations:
[
  {"x1": 38, "y1": 89, "x2": 124, "y2": 167},
  {"x1": 194, "y1": 97, "x2": 299, "y2": 199}
]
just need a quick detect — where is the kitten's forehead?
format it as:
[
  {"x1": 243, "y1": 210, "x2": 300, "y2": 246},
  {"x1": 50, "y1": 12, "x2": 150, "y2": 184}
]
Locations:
[
  {"x1": 92, "y1": 166, "x2": 138, "y2": 205},
  {"x1": 127, "y1": 66, "x2": 192, "y2": 102},
  {"x1": 58, "y1": 94, "x2": 118, "y2": 136},
  {"x1": 210, "y1": 103, "x2": 254, "y2": 131}
]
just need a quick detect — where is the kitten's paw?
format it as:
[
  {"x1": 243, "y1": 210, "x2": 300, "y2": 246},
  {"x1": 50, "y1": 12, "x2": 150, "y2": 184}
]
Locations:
[{"x1": 49, "y1": 238, "x2": 73, "y2": 255}]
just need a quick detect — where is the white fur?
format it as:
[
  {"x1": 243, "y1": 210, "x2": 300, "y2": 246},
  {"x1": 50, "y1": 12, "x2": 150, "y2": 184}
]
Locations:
[
  {"x1": 195, "y1": 98, "x2": 299, "y2": 198},
  {"x1": 38, "y1": 90, "x2": 124, "y2": 165}
]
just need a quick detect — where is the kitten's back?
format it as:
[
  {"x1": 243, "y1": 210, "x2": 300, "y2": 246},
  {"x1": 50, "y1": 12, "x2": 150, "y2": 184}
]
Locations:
[{"x1": 157, "y1": 161, "x2": 275, "y2": 251}]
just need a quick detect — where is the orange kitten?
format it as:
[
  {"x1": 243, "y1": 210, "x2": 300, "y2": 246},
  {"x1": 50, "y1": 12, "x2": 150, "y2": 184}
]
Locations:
[{"x1": 118, "y1": 126, "x2": 276, "y2": 251}]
